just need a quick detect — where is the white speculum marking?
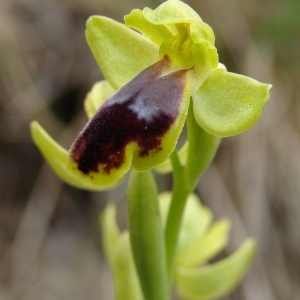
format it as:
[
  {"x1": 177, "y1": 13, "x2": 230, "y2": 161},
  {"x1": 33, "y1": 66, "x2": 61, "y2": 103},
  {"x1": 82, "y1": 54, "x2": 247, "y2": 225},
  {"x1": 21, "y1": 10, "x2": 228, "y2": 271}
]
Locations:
[{"x1": 128, "y1": 94, "x2": 160, "y2": 122}]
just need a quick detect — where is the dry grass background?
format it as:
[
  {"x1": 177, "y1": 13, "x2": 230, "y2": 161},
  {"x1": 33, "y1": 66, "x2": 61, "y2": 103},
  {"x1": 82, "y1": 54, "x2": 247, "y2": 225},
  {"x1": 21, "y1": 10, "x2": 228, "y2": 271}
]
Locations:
[{"x1": 0, "y1": 0, "x2": 299, "y2": 299}]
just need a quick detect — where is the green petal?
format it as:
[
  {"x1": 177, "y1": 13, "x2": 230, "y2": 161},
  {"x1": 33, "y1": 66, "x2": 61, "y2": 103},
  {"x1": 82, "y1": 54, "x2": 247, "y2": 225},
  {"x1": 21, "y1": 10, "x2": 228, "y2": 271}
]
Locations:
[
  {"x1": 30, "y1": 121, "x2": 117, "y2": 191},
  {"x1": 175, "y1": 239, "x2": 256, "y2": 300},
  {"x1": 86, "y1": 16, "x2": 158, "y2": 89},
  {"x1": 84, "y1": 80, "x2": 116, "y2": 119},
  {"x1": 190, "y1": 22, "x2": 215, "y2": 45},
  {"x1": 128, "y1": 170, "x2": 168, "y2": 300},
  {"x1": 193, "y1": 68, "x2": 272, "y2": 136},
  {"x1": 143, "y1": 0, "x2": 202, "y2": 25},
  {"x1": 155, "y1": 142, "x2": 188, "y2": 174},
  {"x1": 176, "y1": 220, "x2": 230, "y2": 267},
  {"x1": 125, "y1": 9, "x2": 174, "y2": 45}
]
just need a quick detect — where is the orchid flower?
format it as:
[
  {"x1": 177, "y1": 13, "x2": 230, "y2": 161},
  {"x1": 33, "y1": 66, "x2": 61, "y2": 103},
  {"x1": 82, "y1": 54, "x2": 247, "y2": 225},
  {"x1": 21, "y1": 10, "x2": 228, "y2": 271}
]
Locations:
[
  {"x1": 30, "y1": 1, "x2": 271, "y2": 299},
  {"x1": 31, "y1": 0, "x2": 271, "y2": 190}
]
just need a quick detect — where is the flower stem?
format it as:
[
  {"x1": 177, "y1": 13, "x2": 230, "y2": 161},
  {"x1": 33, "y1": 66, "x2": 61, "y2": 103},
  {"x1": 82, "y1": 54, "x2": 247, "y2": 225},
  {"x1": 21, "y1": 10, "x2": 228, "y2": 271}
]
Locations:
[
  {"x1": 184, "y1": 105, "x2": 221, "y2": 192},
  {"x1": 165, "y1": 150, "x2": 189, "y2": 284},
  {"x1": 164, "y1": 105, "x2": 221, "y2": 287}
]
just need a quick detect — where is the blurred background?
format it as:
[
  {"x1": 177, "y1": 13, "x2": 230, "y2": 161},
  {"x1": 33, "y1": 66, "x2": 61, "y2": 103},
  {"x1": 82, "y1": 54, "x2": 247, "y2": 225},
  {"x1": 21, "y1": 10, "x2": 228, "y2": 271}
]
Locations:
[{"x1": 0, "y1": 0, "x2": 299, "y2": 299}]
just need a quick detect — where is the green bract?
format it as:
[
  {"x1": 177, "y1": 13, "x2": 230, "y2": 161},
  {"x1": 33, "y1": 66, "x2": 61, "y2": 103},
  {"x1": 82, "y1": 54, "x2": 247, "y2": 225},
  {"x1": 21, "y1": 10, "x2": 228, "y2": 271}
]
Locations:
[
  {"x1": 101, "y1": 192, "x2": 256, "y2": 300},
  {"x1": 128, "y1": 170, "x2": 168, "y2": 300},
  {"x1": 31, "y1": 0, "x2": 271, "y2": 190}
]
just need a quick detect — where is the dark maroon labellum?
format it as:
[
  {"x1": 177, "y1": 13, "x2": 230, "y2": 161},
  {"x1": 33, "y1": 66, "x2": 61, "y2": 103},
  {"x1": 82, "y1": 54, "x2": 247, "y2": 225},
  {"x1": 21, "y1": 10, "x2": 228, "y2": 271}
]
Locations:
[{"x1": 70, "y1": 56, "x2": 188, "y2": 174}]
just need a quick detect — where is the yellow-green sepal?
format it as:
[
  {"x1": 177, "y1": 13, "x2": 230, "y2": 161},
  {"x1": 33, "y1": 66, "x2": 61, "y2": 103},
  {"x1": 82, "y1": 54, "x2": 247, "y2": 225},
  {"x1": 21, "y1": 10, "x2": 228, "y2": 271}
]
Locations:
[
  {"x1": 193, "y1": 67, "x2": 272, "y2": 137},
  {"x1": 86, "y1": 16, "x2": 158, "y2": 89},
  {"x1": 175, "y1": 239, "x2": 256, "y2": 300}
]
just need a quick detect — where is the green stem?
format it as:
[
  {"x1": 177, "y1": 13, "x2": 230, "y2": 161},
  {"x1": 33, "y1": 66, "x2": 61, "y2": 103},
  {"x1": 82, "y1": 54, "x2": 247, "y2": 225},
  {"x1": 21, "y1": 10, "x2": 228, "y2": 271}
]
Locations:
[
  {"x1": 164, "y1": 151, "x2": 189, "y2": 283},
  {"x1": 164, "y1": 105, "x2": 221, "y2": 287},
  {"x1": 184, "y1": 105, "x2": 221, "y2": 192}
]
